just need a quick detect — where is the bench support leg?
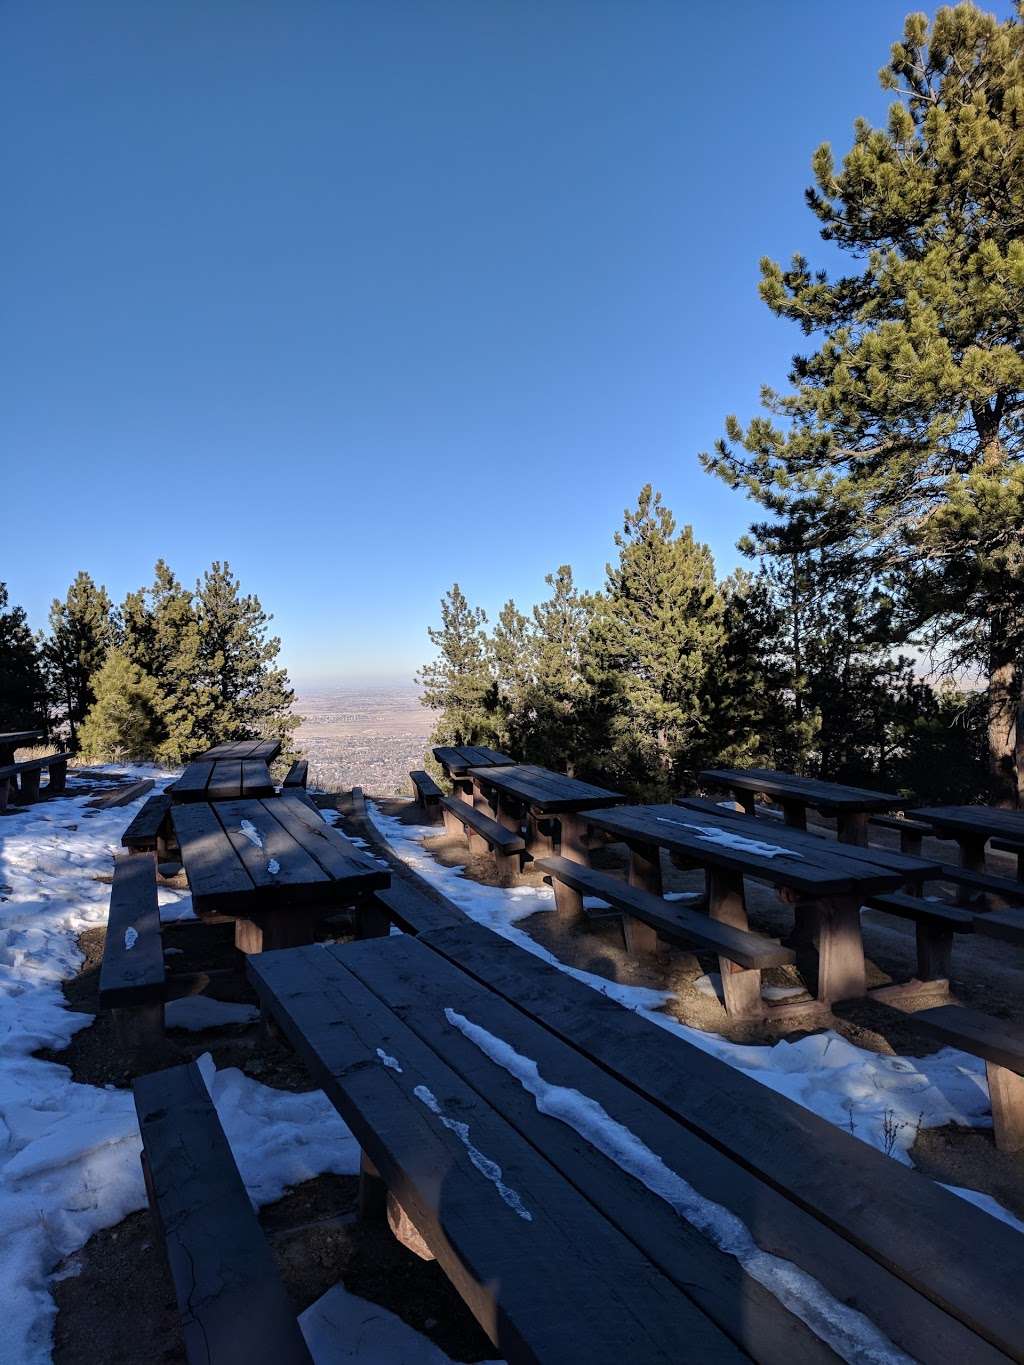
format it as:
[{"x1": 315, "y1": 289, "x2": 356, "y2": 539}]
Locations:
[
  {"x1": 707, "y1": 868, "x2": 762, "y2": 1017},
  {"x1": 355, "y1": 898, "x2": 391, "y2": 939},
  {"x1": 915, "y1": 922, "x2": 953, "y2": 983},
  {"x1": 814, "y1": 894, "x2": 866, "y2": 1004},
  {"x1": 899, "y1": 830, "x2": 924, "y2": 858},
  {"x1": 626, "y1": 839, "x2": 663, "y2": 896},
  {"x1": 958, "y1": 835, "x2": 987, "y2": 874},
  {"x1": 359, "y1": 1150, "x2": 388, "y2": 1220},
  {"x1": 49, "y1": 760, "x2": 68, "y2": 794},
  {"x1": 19, "y1": 770, "x2": 41, "y2": 803},
  {"x1": 551, "y1": 876, "x2": 583, "y2": 924},
  {"x1": 113, "y1": 1001, "x2": 165, "y2": 1050},
  {"x1": 837, "y1": 811, "x2": 869, "y2": 846},
  {"x1": 0, "y1": 777, "x2": 8, "y2": 813},
  {"x1": 987, "y1": 1062, "x2": 1024, "y2": 1153},
  {"x1": 493, "y1": 850, "x2": 521, "y2": 889},
  {"x1": 781, "y1": 800, "x2": 807, "y2": 832}
]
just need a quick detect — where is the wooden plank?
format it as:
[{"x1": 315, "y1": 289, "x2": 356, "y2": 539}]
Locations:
[
  {"x1": 409, "y1": 768, "x2": 443, "y2": 799},
  {"x1": 418, "y1": 919, "x2": 1024, "y2": 1361},
  {"x1": 282, "y1": 759, "x2": 308, "y2": 789},
  {"x1": 247, "y1": 944, "x2": 743, "y2": 1364},
  {"x1": 171, "y1": 761, "x2": 214, "y2": 801},
  {"x1": 864, "y1": 893, "x2": 976, "y2": 931},
  {"x1": 935, "y1": 863, "x2": 1024, "y2": 902},
  {"x1": 537, "y1": 856, "x2": 793, "y2": 968},
  {"x1": 121, "y1": 793, "x2": 173, "y2": 849},
  {"x1": 98, "y1": 853, "x2": 164, "y2": 1008},
  {"x1": 587, "y1": 804, "x2": 894, "y2": 895},
  {"x1": 171, "y1": 802, "x2": 254, "y2": 910},
  {"x1": 371, "y1": 879, "x2": 467, "y2": 936},
  {"x1": 86, "y1": 778, "x2": 156, "y2": 809},
  {"x1": 207, "y1": 761, "x2": 243, "y2": 801},
  {"x1": 334, "y1": 936, "x2": 839, "y2": 1365},
  {"x1": 700, "y1": 768, "x2": 901, "y2": 811},
  {"x1": 468, "y1": 764, "x2": 622, "y2": 813},
  {"x1": 440, "y1": 797, "x2": 526, "y2": 853},
  {"x1": 911, "y1": 806, "x2": 1024, "y2": 842},
  {"x1": 975, "y1": 907, "x2": 1024, "y2": 946},
  {"x1": 133, "y1": 1063, "x2": 312, "y2": 1364},
  {"x1": 240, "y1": 759, "x2": 275, "y2": 798},
  {"x1": 212, "y1": 799, "x2": 330, "y2": 898},
  {"x1": 910, "y1": 1006, "x2": 1024, "y2": 1075},
  {"x1": 267, "y1": 795, "x2": 389, "y2": 890}
]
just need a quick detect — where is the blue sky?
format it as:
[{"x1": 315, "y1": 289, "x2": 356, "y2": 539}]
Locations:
[{"x1": 3, "y1": 1, "x2": 1001, "y2": 685}]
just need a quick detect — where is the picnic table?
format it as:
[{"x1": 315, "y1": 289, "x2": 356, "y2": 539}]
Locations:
[
  {"x1": 171, "y1": 793, "x2": 389, "y2": 952},
  {"x1": 171, "y1": 758, "x2": 276, "y2": 803},
  {"x1": 699, "y1": 767, "x2": 902, "y2": 845},
  {"x1": 199, "y1": 738, "x2": 282, "y2": 763},
  {"x1": 246, "y1": 921, "x2": 1024, "y2": 1363},
  {"x1": 908, "y1": 804, "x2": 1024, "y2": 872},
  {"x1": 0, "y1": 729, "x2": 44, "y2": 766},
  {"x1": 433, "y1": 745, "x2": 515, "y2": 805},
  {"x1": 582, "y1": 802, "x2": 939, "y2": 1004},
  {"x1": 466, "y1": 761, "x2": 622, "y2": 860}
]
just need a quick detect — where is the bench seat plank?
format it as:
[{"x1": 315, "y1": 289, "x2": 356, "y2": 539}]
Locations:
[
  {"x1": 99, "y1": 853, "x2": 165, "y2": 1008},
  {"x1": 410, "y1": 768, "x2": 443, "y2": 800},
  {"x1": 133, "y1": 1062, "x2": 312, "y2": 1364},
  {"x1": 975, "y1": 907, "x2": 1024, "y2": 946},
  {"x1": 537, "y1": 856, "x2": 794, "y2": 968},
  {"x1": 418, "y1": 920, "x2": 1024, "y2": 1362},
  {"x1": 121, "y1": 793, "x2": 173, "y2": 849},
  {"x1": 440, "y1": 797, "x2": 525, "y2": 853},
  {"x1": 171, "y1": 761, "x2": 214, "y2": 801},
  {"x1": 864, "y1": 892, "x2": 976, "y2": 930},
  {"x1": 282, "y1": 758, "x2": 308, "y2": 789},
  {"x1": 248, "y1": 944, "x2": 743, "y2": 1364},
  {"x1": 372, "y1": 879, "x2": 467, "y2": 936},
  {"x1": 910, "y1": 1006, "x2": 1024, "y2": 1076},
  {"x1": 934, "y1": 864, "x2": 1024, "y2": 903}
]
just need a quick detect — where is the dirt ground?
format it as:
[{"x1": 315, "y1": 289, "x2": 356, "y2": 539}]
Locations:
[{"x1": 39, "y1": 786, "x2": 1024, "y2": 1362}]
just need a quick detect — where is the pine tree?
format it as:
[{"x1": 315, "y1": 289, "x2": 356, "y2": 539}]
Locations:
[
  {"x1": 192, "y1": 562, "x2": 299, "y2": 758},
  {"x1": 417, "y1": 584, "x2": 498, "y2": 748},
  {"x1": 41, "y1": 571, "x2": 115, "y2": 749},
  {"x1": 489, "y1": 599, "x2": 534, "y2": 752},
  {"x1": 594, "y1": 487, "x2": 725, "y2": 795},
  {"x1": 0, "y1": 583, "x2": 49, "y2": 734},
  {"x1": 702, "y1": 4, "x2": 1024, "y2": 804},
  {"x1": 527, "y1": 566, "x2": 598, "y2": 775},
  {"x1": 121, "y1": 561, "x2": 209, "y2": 763},
  {"x1": 77, "y1": 649, "x2": 160, "y2": 761}
]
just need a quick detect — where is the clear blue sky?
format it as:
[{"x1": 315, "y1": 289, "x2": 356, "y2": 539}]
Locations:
[{"x1": 4, "y1": 1, "x2": 1003, "y2": 685}]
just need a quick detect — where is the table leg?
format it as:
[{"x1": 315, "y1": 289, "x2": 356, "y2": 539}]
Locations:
[
  {"x1": 731, "y1": 788, "x2": 756, "y2": 816},
  {"x1": 987, "y1": 1063, "x2": 1024, "y2": 1153},
  {"x1": 813, "y1": 894, "x2": 866, "y2": 1003},
  {"x1": 526, "y1": 812, "x2": 555, "y2": 859},
  {"x1": 495, "y1": 792, "x2": 523, "y2": 836},
  {"x1": 623, "y1": 839, "x2": 662, "y2": 954},
  {"x1": 782, "y1": 800, "x2": 807, "y2": 831},
  {"x1": 958, "y1": 835, "x2": 987, "y2": 874},
  {"x1": 557, "y1": 813, "x2": 589, "y2": 865},
  {"x1": 473, "y1": 779, "x2": 496, "y2": 817},
  {"x1": 707, "y1": 868, "x2": 762, "y2": 1017},
  {"x1": 359, "y1": 1150, "x2": 388, "y2": 1220},
  {"x1": 453, "y1": 778, "x2": 474, "y2": 806},
  {"x1": 837, "y1": 811, "x2": 869, "y2": 846},
  {"x1": 234, "y1": 909, "x2": 318, "y2": 953}
]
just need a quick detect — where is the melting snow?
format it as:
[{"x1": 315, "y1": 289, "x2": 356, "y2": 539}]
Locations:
[
  {"x1": 655, "y1": 816, "x2": 800, "y2": 859},
  {"x1": 122, "y1": 927, "x2": 137, "y2": 951},
  {"x1": 413, "y1": 1084, "x2": 532, "y2": 1221},
  {"x1": 446, "y1": 1006, "x2": 913, "y2": 1364},
  {"x1": 239, "y1": 819, "x2": 263, "y2": 848},
  {"x1": 375, "y1": 1048, "x2": 402, "y2": 1072},
  {"x1": 164, "y1": 997, "x2": 261, "y2": 1031},
  {"x1": 266, "y1": 858, "x2": 281, "y2": 875}
]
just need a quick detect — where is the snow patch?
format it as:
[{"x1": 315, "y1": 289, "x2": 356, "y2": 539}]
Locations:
[
  {"x1": 239, "y1": 819, "x2": 263, "y2": 848},
  {"x1": 122, "y1": 927, "x2": 138, "y2": 951},
  {"x1": 164, "y1": 997, "x2": 261, "y2": 1031},
  {"x1": 375, "y1": 1048, "x2": 402, "y2": 1072},
  {"x1": 655, "y1": 816, "x2": 800, "y2": 859},
  {"x1": 299, "y1": 1280, "x2": 502, "y2": 1364},
  {"x1": 266, "y1": 858, "x2": 281, "y2": 876},
  {"x1": 413, "y1": 1084, "x2": 532, "y2": 1221}
]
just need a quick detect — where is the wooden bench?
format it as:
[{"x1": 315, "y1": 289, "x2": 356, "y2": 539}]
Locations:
[
  {"x1": 86, "y1": 778, "x2": 155, "y2": 810},
  {"x1": 409, "y1": 768, "x2": 443, "y2": 823},
  {"x1": 863, "y1": 891, "x2": 975, "y2": 995},
  {"x1": 440, "y1": 795, "x2": 525, "y2": 886},
  {"x1": 360, "y1": 878, "x2": 467, "y2": 939},
  {"x1": 538, "y1": 855, "x2": 794, "y2": 1017},
  {"x1": 121, "y1": 793, "x2": 174, "y2": 854},
  {"x1": 99, "y1": 852, "x2": 165, "y2": 1045},
  {"x1": 133, "y1": 1061, "x2": 312, "y2": 1364},
  {"x1": 0, "y1": 752, "x2": 70, "y2": 809},
  {"x1": 868, "y1": 813, "x2": 931, "y2": 856},
  {"x1": 991, "y1": 836, "x2": 1024, "y2": 879},
  {"x1": 908, "y1": 1005, "x2": 1024, "y2": 1153},
  {"x1": 932, "y1": 862, "x2": 1024, "y2": 904},
  {"x1": 282, "y1": 758, "x2": 308, "y2": 789}
]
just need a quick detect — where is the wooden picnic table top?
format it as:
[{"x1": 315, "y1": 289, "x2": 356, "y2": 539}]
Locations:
[
  {"x1": 249, "y1": 923, "x2": 1024, "y2": 1363},
  {"x1": 171, "y1": 758, "x2": 276, "y2": 803},
  {"x1": 432, "y1": 745, "x2": 516, "y2": 776},
  {"x1": 584, "y1": 802, "x2": 939, "y2": 895},
  {"x1": 908, "y1": 804, "x2": 1024, "y2": 843},
  {"x1": 700, "y1": 767, "x2": 902, "y2": 813},
  {"x1": 466, "y1": 762, "x2": 623, "y2": 814},
  {"x1": 198, "y1": 738, "x2": 282, "y2": 763},
  {"x1": 0, "y1": 729, "x2": 45, "y2": 746},
  {"x1": 171, "y1": 794, "x2": 388, "y2": 917}
]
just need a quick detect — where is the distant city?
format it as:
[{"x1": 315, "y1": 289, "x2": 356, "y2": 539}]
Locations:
[{"x1": 293, "y1": 683, "x2": 431, "y2": 796}]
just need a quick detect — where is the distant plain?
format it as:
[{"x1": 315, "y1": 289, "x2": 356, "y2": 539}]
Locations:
[{"x1": 294, "y1": 683, "x2": 430, "y2": 795}]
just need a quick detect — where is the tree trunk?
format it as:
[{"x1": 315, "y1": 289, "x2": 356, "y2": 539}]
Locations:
[{"x1": 988, "y1": 612, "x2": 1019, "y2": 808}]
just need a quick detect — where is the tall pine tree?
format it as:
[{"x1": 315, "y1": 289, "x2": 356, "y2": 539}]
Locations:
[
  {"x1": 703, "y1": 4, "x2": 1024, "y2": 803},
  {"x1": 77, "y1": 649, "x2": 160, "y2": 761},
  {"x1": 41, "y1": 571, "x2": 115, "y2": 750},
  {"x1": 0, "y1": 583, "x2": 48, "y2": 735},
  {"x1": 418, "y1": 584, "x2": 498, "y2": 749},
  {"x1": 593, "y1": 487, "x2": 725, "y2": 795}
]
